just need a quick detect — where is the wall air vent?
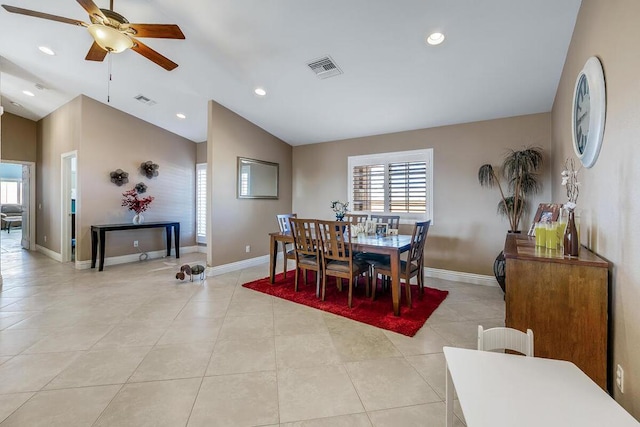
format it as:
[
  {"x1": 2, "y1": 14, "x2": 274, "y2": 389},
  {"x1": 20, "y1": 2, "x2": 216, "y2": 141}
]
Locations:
[
  {"x1": 134, "y1": 94, "x2": 157, "y2": 106},
  {"x1": 307, "y1": 56, "x2": 343, "y2": 79}
]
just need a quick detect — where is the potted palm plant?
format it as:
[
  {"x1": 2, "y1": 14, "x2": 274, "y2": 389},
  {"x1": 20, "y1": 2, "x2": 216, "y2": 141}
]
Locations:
[
  {"x1": 478, "y1": 146, "x2": 543, "y2": 292},
  {"x1": 478, "y1": 146, "x2": 543, "y2": 232}
]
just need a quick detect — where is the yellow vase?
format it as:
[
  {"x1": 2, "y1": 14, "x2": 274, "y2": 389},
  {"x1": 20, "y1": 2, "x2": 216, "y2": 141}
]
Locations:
[{"x1": 535, "y1": 223, "x2": 546, "y2": 247}]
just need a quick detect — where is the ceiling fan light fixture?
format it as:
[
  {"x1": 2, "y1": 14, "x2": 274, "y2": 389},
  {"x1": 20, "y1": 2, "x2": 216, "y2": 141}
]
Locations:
[{"x1": 87, "y1": 24, "x2": 133, "y2": 53}]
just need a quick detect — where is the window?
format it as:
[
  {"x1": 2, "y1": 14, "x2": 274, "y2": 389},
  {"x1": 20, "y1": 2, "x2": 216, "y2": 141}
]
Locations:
[
  {"x1": 348, "y1": 149, "x2": 433, "y2": 222},
  {"x1": 0, "y1": 181, "x2": 22, "y2": 205},
  {"x1": 196, "y1": 163, "x2": 207, "y2": 244}
]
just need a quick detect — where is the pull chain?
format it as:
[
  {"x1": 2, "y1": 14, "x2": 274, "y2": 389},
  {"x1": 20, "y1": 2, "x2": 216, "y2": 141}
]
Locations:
[{"x1": 107, "y1": 54, "x2": 112, "y2": 103}]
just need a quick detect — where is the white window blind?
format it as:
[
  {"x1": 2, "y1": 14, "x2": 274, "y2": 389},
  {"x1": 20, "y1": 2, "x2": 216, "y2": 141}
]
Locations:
[
  {"x1": 196, "y1": 163, "x2": 207, "y2": 244},
  {"x1": 388, "y1": 161, "x2": 427, "y2": 213},
  {"x1": 352, "y1": 164, "x2": 385, "y2": 212},
  {"x1": 348, "y1": 149, "x2": 433, "y2": 223}
]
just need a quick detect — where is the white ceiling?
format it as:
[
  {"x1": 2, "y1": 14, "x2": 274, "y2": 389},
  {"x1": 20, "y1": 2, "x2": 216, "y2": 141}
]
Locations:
[{"x1": 0, "y1": 0, "x2": 582, "y2": 146}]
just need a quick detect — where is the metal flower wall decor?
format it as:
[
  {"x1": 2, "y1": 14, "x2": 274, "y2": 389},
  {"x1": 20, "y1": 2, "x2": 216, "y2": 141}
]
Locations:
[
  {"x1": 140, "y1": 161, "x2": 159, "y2": 179},
  {"x1": 135, "y1": 182, "x2": 148, "y2": 194},
  {"x1": 110, "y1": 169, "x2": 129, "y2": 186}
]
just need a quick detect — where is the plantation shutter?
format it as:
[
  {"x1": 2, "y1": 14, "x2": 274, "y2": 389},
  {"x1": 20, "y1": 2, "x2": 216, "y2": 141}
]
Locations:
[
  {"x1": 352, "y1": 164, "x2": 385, "y2": 212},
  {"x1": 388, "y1": 161, "x2": 427, "y2": 213},
  {"x1": 196, "y1": 163, "x2": 207, "y2": 243}
]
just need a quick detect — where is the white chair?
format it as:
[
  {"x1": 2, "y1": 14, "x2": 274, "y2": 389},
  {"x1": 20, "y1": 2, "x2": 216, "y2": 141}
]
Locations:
[{"x1": 477, "y1": 325, "x2": 534, "y2": 357}]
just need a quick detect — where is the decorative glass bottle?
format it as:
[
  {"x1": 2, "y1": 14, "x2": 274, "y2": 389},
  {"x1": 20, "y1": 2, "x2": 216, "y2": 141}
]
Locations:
[{"x1": 563, "y1": 209, "x2": 579, "y2": 256}]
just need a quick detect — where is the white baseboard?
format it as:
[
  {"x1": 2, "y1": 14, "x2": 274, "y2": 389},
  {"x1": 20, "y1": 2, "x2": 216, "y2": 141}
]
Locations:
[
  {"x1": 206, "y1": 254, "x2": 271, "y2": 277},
  {"x1": 204, "y1": 254, "x2": 497, "y2": 288},
  {"x1": 75, "y1": 246, "x2": 199, "y2": 270},
  {"x1": 36, "y1": 244, "x2": 63, "y2": 262},
  {"x1": 424, "y1": 267, "x2": 498, "y2": 287}
]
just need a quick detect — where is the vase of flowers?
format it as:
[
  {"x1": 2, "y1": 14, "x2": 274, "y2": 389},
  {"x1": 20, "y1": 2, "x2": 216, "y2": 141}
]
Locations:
[
  {"x1": 561, "y1": 158, "x2": 580, "y2": 256},
  {"x1": 122, "y1": 188, "x2": 154, "y2": 224},
  {"x1": 330, "y1": 200, "x2": 349, "y2": 221}
]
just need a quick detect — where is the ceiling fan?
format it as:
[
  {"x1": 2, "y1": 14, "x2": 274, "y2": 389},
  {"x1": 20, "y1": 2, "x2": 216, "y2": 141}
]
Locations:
[{"x1": 1, "y1": 0, "x2": 185, "y2": 71}]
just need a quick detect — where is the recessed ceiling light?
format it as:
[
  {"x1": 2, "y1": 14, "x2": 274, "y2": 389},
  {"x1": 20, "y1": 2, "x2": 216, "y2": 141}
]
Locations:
[
  {"x1": 22, "y1": 90, "x2": 35, "y2": 97},
  {"x1": 426, "y1": 32, "x2": 445, "y2": 46},
  {"x1": 176, "y1": 113, "x2": 186, "y2": 119},
  {"x1": 38, "y1": 46, "x2": 55, "y2": 55},
  {"x1": 254, "y1": 87, "x2": 267, "y2": 97}
]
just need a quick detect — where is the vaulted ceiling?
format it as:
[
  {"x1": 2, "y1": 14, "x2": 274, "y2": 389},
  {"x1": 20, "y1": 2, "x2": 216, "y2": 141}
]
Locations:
[{"x1": 0, "y1": 0, "x2": 582, "y2": 145}]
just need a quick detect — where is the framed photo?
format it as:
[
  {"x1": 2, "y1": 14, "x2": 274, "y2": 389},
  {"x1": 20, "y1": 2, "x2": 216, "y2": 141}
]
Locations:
[
  {"x1": 528, "y1": 203, "x2": 562, "y2": 236},
  {"x1": 375, "y1": 223, "x2": 388, "y2": 237},
  {"x1": 364, "y1": 220, "x2": 377, "y2": 235}
]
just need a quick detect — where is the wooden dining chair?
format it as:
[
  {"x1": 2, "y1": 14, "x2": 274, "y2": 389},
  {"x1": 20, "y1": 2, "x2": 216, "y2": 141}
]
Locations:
[
  {"x1": 276, "y1": 213, "x2": 297, "y2": 278},
  {"x1": 316, "y1": 220, "x2": 369, "y2": 308},
  {"x1": 344, "y1": 213, "x2": 368, "y2": 224},
  {"x1": 370, "y1": 214, "x2": 401, "y2": 230},
  {"x1": 288, "y1": 218, "x2": 321, "y2": 293},
  {"x1": 370, "y1": 220, "x2": 431, "y2": 308}
]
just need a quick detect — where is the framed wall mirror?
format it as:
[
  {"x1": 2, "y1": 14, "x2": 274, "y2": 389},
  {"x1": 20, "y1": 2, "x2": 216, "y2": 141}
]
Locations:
[{"x1": 237, "y1": 157, "x2": 279, "y2": 199}]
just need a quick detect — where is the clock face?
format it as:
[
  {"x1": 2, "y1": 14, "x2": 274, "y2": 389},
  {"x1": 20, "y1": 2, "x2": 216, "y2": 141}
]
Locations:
[
  {"x1": 573, "y1": 74, "x2": 590, "y2": 155},
  {"x1": 571, "y1": 56, "x2": 606, "y2": 168}
]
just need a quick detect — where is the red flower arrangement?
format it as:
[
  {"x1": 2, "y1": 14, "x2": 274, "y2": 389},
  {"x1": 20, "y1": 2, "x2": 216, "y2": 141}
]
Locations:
[{"x1": 121, "y1": 189, "x2": 154, "y2": 214}]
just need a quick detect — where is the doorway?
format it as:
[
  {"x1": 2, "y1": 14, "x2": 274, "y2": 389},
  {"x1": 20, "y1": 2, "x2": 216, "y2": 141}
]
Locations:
[
  {"x1": 0, "y1": 161, "x2": 35, "y2": 253},
  {"x1": 61, "y1": 151, "x2": 77, "y2": 263}
]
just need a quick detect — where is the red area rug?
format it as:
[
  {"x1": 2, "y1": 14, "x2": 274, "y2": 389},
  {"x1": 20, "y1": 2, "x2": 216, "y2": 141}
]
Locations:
[{"x1": 242, "y1": 273, "x2": 448, "y2": 337}]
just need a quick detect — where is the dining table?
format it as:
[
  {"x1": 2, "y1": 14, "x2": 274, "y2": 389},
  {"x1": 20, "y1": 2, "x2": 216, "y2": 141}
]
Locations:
[
  {"x1": 269, "y1": 231, "x2": 413, "y2": 316},
  {"x1": 443, "y1": 346, "x2": 640, "y2": 427}
]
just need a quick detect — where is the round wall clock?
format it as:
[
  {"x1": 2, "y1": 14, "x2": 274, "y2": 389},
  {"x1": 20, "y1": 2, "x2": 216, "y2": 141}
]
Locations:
[{"x1": 571, "y1": 56, "x2": 606, "y2": 168}]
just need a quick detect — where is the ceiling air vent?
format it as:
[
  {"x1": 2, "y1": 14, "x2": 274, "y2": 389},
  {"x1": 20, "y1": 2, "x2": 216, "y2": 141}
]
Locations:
[
  {"x1": 134, "y1": 94, "x2": 157, "y2": 106},
  {"x1": 307, "y1": 56, "x2": 343, "y2": 79}
]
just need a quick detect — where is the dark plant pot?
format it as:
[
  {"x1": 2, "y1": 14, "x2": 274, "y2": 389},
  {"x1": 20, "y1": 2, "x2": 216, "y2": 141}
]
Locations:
[
  {"x1": 493, "y1": 230, "x2": 520, "y2": 293},
  {"x1": 493, "y1": 251, "x2": 506, "y2": 293}
]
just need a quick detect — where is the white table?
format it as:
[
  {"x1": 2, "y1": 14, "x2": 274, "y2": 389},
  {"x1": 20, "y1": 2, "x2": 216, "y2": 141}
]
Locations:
[{"x1": 444, "y1": 346, "x2": 639, "y2": 427}]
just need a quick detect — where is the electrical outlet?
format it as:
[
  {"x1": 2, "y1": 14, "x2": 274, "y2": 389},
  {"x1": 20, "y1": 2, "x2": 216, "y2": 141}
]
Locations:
[
  {"x1": 44, "y1": 235, "x2": 47, "y2": 243},
  {"x1": 133, "y1": 240, "x2": 139, "y2": 248},
  {"x1": 616, "y1": 364, "x2": 624, "y2": 393},
  {"x1": 245, "y1": 245, "x2": 251, "y2": 253}
]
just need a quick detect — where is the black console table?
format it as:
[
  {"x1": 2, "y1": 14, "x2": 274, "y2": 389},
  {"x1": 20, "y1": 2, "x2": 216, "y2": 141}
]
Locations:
[{"x1": 91, "y1": 221, "x2": 180, "y2": 271}]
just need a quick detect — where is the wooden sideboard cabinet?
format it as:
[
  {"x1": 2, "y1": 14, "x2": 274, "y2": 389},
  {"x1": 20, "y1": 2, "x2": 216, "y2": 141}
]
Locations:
[{"x1": 504, "y1": 234, "x2": 609, "y2": 390}]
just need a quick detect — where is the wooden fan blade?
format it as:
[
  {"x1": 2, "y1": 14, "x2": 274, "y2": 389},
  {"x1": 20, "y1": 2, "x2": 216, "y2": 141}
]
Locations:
[
  {"x1": 2, "y1": 4, "x2": 86, "y2": 26},
  {"x1": 128, "y1": 24, "x2": 185, "y2": 39},
  {"x1": 131, "y1": 38, "x2": 178, "y2": 71},
  {"x1": 85, "y1": 41, "x2": 108, "y2": 61},
  {"x1": 76, "y1": 0, "x2": 106, "y2": 21}
]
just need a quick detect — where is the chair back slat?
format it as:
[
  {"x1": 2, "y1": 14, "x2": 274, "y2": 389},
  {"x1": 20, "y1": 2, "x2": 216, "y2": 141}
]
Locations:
[
  {"x1": 370, "y1": 214, "x2": 400, "y2": 229},
  {"x1": 277, "y1": 213, "x2": 297, "y2": 233},
  {"x1": 344, "y1": 213, "x2": 368, "y2": 224},
  {"x1": 408, "y1": 220, "x2": 431, "y2": 263},
  {"x1": 478, "y1": 325, "x2": 535, "y2": 357},
  {"x1": 289, "y1": 218, "x2": 318, "y2": 256},
  {"x1": 317, "y1": 220, "x2": 351, "y2": 262}
]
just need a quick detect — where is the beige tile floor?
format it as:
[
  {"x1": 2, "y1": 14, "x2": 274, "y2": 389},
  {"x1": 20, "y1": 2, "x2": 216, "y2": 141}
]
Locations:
[{"x1": 0, "y1": 249, "x2": 505, "y2": 426}]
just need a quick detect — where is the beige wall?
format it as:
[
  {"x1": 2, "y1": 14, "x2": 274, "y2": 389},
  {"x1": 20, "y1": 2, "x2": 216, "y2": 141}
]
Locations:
[
  {"x1": 196, "y1": 141, "x2": 207, "y2": 164},
  {"x1": 551, "y1": 0, "x2": 640, "y2": 417},
  {"x1": 1, "y1": 112, "x2": 37, "y2": 162},
  {"x1": 293, "y1": 113, "x2": 552, "y2": 276},
  {"x1": 37, "y1": 97, "x2": 82, "y2": 252},
  {"x1": 37, "y1": 95, "x2": 197, "y2": 262},
  {"x1": 207, "y1": 100, "x2": 292, "y2": 266}
]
